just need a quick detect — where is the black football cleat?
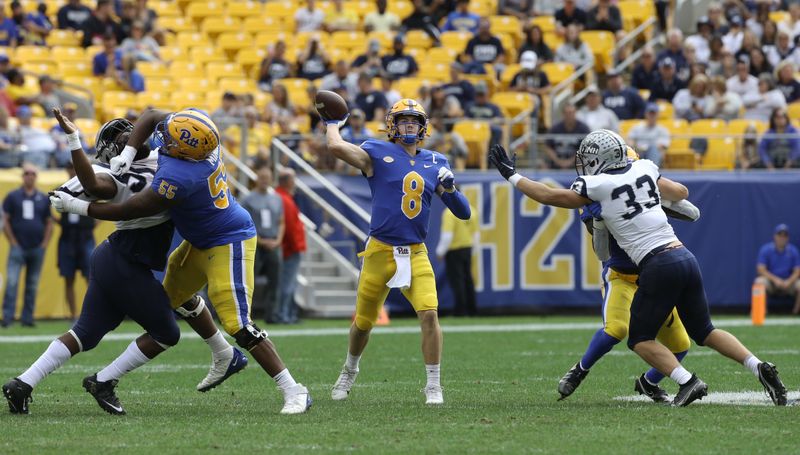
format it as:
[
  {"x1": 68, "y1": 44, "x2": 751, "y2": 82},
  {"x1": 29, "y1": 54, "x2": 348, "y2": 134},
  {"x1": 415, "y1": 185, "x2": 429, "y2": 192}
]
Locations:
[
  {"x1": 83, "y1": 374, "x2": 126, "y2": 415},
  {"x1": 558, "y1": 363, "x2": 590, "y2": 400},
  {"x1": 671, "y1": 374, "x2": 707, "y2": 407},
  {"x1": 634, "y1": 374, "x2": 670, "y2": 403},
  {"x1": 757, "y1": 362, "x2": 787, "y2": 406},
  {"x1": 3, "y1": 378, "x2": 33, "y2": 414}
]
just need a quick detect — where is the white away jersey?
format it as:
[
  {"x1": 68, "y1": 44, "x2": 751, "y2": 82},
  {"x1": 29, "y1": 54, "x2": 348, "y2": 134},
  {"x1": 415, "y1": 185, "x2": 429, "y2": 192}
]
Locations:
[
  {"x1": 57, "y1": 151, "x2": 170, "y2": 230},
  {"x1": 571, "y1": 159, "x2": 677, "y2": 265}
]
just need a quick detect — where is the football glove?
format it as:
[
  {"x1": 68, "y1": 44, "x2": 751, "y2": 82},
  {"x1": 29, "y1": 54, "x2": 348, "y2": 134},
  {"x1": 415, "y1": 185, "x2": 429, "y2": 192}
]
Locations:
[
  {"x1": 437, "y1": 167, "x2": 455, "y2": 192},
  {"x1": 325, "y1": 113, "x2": 350, "y2": 130},
  {"x1": 49, "y1": 191, "x2": 89, "y2": 216},
  {"x1": 661, "y1": 199, "x2": 701, "y2": 222},
  {"x1": 489, "y1": 144, "x2": 517, "y2": 180},
  {"x1": 110, "y1": 146, "x2": 136, "y2": 175},
  {"x1": 584, "y1": 201, "x2": 603, "y2": 220}
]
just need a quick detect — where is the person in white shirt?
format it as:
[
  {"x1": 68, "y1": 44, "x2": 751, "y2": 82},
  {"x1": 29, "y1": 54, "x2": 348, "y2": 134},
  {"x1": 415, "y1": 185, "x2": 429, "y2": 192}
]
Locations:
[
  {"x1": 742, "y1": 73, "x2": 787, "y2": 122},
  {"x1": 722, "y1": 15, "x2": 744, "y2": 55},
  {"x1": 627, "y1": 103, "x2": 669, "y2": 165},
  {"x1": 577, "y1": 86, "x2": 618, "y2": 132},
  {"x1": 672, "y1": 74, "x2": 713, "y2": 121},
  {"x1": 684, "y1": 16, "x2": 714, "y2": 64},
  {"x1": 294, "y1": 0, "x2": 325, "y2": 33},
  {"x1": 703, "y1": 75, "x2": 742, "y2": 121},
  {"x1": 363, "y1": 0, "x2": 399, "y2": 33},
  {"x1": 726, "y1": 56, "x2": 759, "y2": 98},
  {"x1": 765, "y1": 27, "x2": 800, "y2": 68}
]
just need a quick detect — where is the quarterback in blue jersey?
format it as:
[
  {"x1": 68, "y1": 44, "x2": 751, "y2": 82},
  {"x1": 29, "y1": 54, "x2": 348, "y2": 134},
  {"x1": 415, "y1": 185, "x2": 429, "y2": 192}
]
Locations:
[
  {"x1": 51, "y1": 108, "x2": 311, "y2": 414},
  {"x1": 5, "y1": 112, "x2": 178, "y2": 415},
  {"x1": 324, "y1": 98, "x2": 472, "y2": 405}
]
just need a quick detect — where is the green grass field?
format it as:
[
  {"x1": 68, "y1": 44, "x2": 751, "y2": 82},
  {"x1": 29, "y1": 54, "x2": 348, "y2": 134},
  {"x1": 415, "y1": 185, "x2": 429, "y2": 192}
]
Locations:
[{"x1": 1, "y1": 316, "x2": 798, "y2": 454}]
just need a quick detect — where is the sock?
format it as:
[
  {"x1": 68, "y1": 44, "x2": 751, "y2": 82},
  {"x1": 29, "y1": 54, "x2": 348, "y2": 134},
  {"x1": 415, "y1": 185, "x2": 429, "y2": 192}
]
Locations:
[
  {"x1": 645, "y1": 350, "x2": 688, "y2": 384},
  {"x1": 345, "y1": 352, "x2": 361, "y2": 371},
  {"x1": 669, "y1": 366, "x2": 693, "y2": 385},
  {"x1": 579, "y1": 329, "x2": 620, "y2": 370},
  {"x1": 425, "y1": 364, "x2": 440, "y2": 389},
  {"x1": 744, "y1": 355, "x2": 761, "y2": 377},
  {"x1": 96, "y1": 341, "x2": 150, "y2": 382},
  {"x1": 273, "y1": 368, "x2": 297, "y2": 392},
  {"x1": 204, "y1": 330, "x2": 232, "y2": 356},
  {"x1": 17, "y1": 339, "x2": 72, "y2": 388}
]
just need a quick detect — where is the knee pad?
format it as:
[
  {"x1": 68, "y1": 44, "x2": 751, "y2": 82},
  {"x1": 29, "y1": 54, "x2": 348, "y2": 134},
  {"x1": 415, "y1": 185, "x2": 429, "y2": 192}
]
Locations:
[
  {"x1": 175, "y1": 295, "x2": 206, "y2": 318},
  {"x1": 151, "y1": 327, "x2": 181, "y2": 348},
  {"x1": 354, "y1": 315, "x2": 375, "y2": 331},
  {"x1": 233, "y1": 323, "x2": 268, "y2": 350},
  {"x1": 603, "y1": 321, "x2": 628, "y2": 341}
]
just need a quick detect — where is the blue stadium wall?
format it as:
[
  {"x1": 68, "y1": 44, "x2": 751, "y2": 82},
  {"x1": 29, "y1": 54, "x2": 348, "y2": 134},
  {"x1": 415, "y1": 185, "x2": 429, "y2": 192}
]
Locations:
[{"x1": 298, "y1": 170, "x2": 800, "y2": 314}]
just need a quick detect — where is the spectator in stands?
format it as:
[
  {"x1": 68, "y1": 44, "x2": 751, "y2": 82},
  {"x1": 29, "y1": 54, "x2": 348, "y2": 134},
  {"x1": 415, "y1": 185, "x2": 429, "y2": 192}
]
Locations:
[
  {"x1": 518, "y1": 24, "x2": 553, "y2": 63},
  {"x1": 0, "y1": 4, "x2": 19, "y2": 47},
  {"x1": 735, "y1": 29, "x2": 757, "y2": 63},
  {"x1": 758, "y1": 107, "x2": 800, "y2": 169},
  {"x1": 761, "y1": 19, "x2": 777, "y2": 49},
  {"x1": 37, "y1": 76, "x2": 60, "y2": 118},
  {"x1": 766, "y1": 27, "x2": 800, "y2": 68},
  {"x1": 51, "y1": 103, "x2": 89, "y2": 166},
  {"x1": 58, "y1": 0, "x2": 92, "y2": 31},
  {"x1": 276, "y1": 168, "x2": 306, "y2": 324},
  {"x1": 465, "y1": 18, "x2": 506, "y2": 72},
  {"x1": 6, "y1": 70, "x2": 38, "y2": 109},
  {"x1": 543, "y1": 102, "x2": 590, "y2": 170},
  {"x1": 0, "y1": 106, "x2": 18, "y2": 167},
  {"x1": 265, "y1": 83, "x2": 296, "y2": 125},
  {"x1": 58, "y1": 161, "x2": 95, "y2": 321},
  {"x1": 294, "y1": 0, "x2": 325, "y2": 33},
  {"x1": 632, "y1": 46, "x2": 659, "y2": 90},
  {"x1": 704, "y1": 75, "x2": 742, "y2": 121},
  {"x1": 555, "y1": 23, "x2": 594, "y2": 71},
  {"x1": 354, "y1": 72, "x2": 388, "y2": 122},
  {"x1": 737, "y1": 123, "x2": 760, "y2": 169},
  {"x1": 380, "y1": 74, "x2": 401, "y2": 106},
  {"x1": 92, "y1": 32, "x2": 121, "y2": 76},
  {"x1": 510, "y1": 50, "x2": 549, "y2": 112},
  {"x1": 657, "y1": 29, "x2": 690, "y2": 83},
  {"x1": 352, "y1": 39, "x2": 384, "y2": 79},
  {"x1": 746, "y1": 1, "x2": 770, "y2": 40},
  {"x1": 297, "y1": 37, "x2": 331, "y2": 80},
  {"x1": 114, "y1": 53, "x2": 144, "y2": 93},
  {"x1": 707, "y1": 1, "x2": 728, "y2": 36},
  {"x1": 226, "y1": 106, "x2": 271, "y2": 158},
  {"x1": 427, "y1": 115, "x2": 468, "y2": 170},
  {"x1": 258, "y1": 40, "x2": 292, "y2": 91},
  {"x1": 363, "y1": 0, "x2": 399, "y2": 33},
  {"x1": 707, "y1": 36, "x2": 727, "y2": 76},
  {"x1": 120, "y1": 20, "x2": 160, "y2": 62},
  {"x1": 441, "y1": 0, "x2": 480, "y2": 33},
  {"x1": 577, "y1": 85, "x2": 619, "y2": 132},
  {"x1": 117, "y1": 0, "x2": 137, "y2": 39},
  {"x1": 211, "y1": 92, "x2": 243, "y2": 127},
  {"x1": 555, "y1": 0, "x2": 587, "y2": 35},
  {"x1": 649, "y1": 57, "x2": 685, "y2": 102},
  {"x1": 465, "y1": 81, "x2": 503, "y2": 150},
  {"x1": 458, "y1": 51, "x2": 488, "y2": 74},
  {"x1": 727, "y1": 55, "x2": 759, "y2": 98},
  {"x1": 722, "y1": 14, "x2": 744, "y2": 55},
  {"x1": 16, "y1": 106, "x2": 56, "y2": 168},
  {"x1": 749, "y1": 47, "x2": 772, "y2": 77},
  {"x1": 787, "y1": 3, "x2": 800, "y2": 39},
  {"x1": 673, "y1": 74, "x2": 713, "y2": 122},
  {"x1": 400, "y1": 0, "x2": 442, "y2": 45},
  {"x1": 341, "y1": 108, "x2": 374, "y2": 145},
  {"x1": 133, "y1": 0, "x2": 158, "y2": 35},
  {"x1": 602, "y1": 69, "x2": 645, "y2": 120},
  {"x1": 382, "y1": 34, "x2": 419, "y2": 79},
  {"x1": 426, "y1": 85, "x2": 462, "y2": 119},
  {"x1": 754, "y1": 224, "x2": 800, "y2": 315},
  {"x1": 1, "y1": 163, "x2": 52, "y2": 328},
  {"x1": 241, "y1": 166, "x2": 285, "y2": 324},
  {"x1": 13, "y1": 1, "x2": 52, "y2": 46},
  {"x1": 0, "y1": 53, "x2": 10, "y2": 88},
  {"x1": 436, "y1": 202, "x2": 478, "y2": 317},
  {"x1": 320, "y1": 60, "x2": 359, "y2": 100},
  {"x1": 586, "y1": 0, "x2": 623, "y2": 37},
  {"x1": 743, "y1": 73, "x2": 786, "y2": 122},
  {"x1": 442, "y1": 62, "x2": 475, "y2": 108},
  {"x1": 324, "y1": 0, "x2": 358, "y2": 32},
  {"x1": 501, "y1": 0, "x2": 534, "y2": 19},
  {"x1": 627, "y1": 102, "x2": 668, "y2": 165},
  {"x1": 686, "y1": 16, "x2": 715, "y2": 65},
  {"x1": 776, "y1": 60, "x2": 800, "y2": 103},
  {"x1": 81, "y1": 0, "x2": 123, "y2": 48}
]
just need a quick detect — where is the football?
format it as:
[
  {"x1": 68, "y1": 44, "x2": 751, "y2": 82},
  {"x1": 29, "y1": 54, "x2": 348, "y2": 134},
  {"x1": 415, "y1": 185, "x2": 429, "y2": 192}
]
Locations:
[{"x1": 315, "y1": 90, "x2": 349, "y2": 122}]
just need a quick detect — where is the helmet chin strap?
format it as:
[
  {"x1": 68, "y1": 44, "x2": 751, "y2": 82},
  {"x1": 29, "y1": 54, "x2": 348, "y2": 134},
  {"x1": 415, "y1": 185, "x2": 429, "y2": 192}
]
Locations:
[{"x1": 400, "y1": 134, "x2": 417, "y2": 144}]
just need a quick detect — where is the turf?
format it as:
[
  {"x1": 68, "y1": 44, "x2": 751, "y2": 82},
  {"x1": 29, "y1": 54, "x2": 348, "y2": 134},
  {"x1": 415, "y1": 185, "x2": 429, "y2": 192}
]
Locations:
[{"x1": 0, "y1": 316, "x2": 798, "y2": 454}]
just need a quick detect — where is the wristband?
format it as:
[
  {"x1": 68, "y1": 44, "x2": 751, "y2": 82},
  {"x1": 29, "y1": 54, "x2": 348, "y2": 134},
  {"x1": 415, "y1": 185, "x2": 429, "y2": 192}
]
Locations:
[
  {"x1": 66, "y1": 132, "x2": 82, "y2": 151},
  {"x1": 508, "y1": 174, "x2": 522, "y2": 187},
  {"x1": 121, "y1": 145, "x2": 137, "y2": 160},
  {"x1": 72, "y1": 199, "x2": 90, "y2": 216}
]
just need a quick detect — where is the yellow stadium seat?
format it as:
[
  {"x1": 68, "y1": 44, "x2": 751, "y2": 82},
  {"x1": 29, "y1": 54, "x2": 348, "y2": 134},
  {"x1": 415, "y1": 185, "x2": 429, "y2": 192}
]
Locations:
[
  {"x1": 417, "y1": 62, "x2": 449, "y2": 82},
  {"x1": 186, "y1": 1, "x2": 225, "y2": 24},
  {"x1": 138, "y1": 61, "x2": 171, "y2": 78},
  {"x1": 169, "y1": 61, "x2": 205, "y2": 79},
  {"x1": 345, "y1": 0, "x2": 376, "y2": 19},
  {"x1": 217, "y1": 32, "x2": 253, "y2": 58},
  {"x1": 406, "y1": 30, "x2": 433, "y2": 49},
  {"x1": 160, "y1": 46, "x2": 189, "y2": 62},
  {"x1": 150, "y1": 1, "x2": 182, "y2": 17},
  {"x1": 102, "y1": 91, "x2": 140, "y2": 118},
  {"x1": 539, "y1": 62, "x2": 572, "y2": 87},
  {"x1": 74, "y1": 118, "x2": 100, "y2": 146},
  {"x1": 440, "y1": 31, "x2": 471, "y2": 53},
  {"x1": 366, "y1": 31, "x2": 393, "y2": 52},
  {"x1": 159, "y1": 17, "x2": 197, "y2": 33},
  {"x1": 218, "y1": 77, "x2": 258, "y2": 93},
  {"x1": 138, "y1": 91, "x2": 172, "y2": 110},
  {"x1": 189, "y1": 47, "x2": 228, "y2": 65},
  {"x1": 178, "y1": 77, "x2": 214, "y2": 92},
  {"x1": 175, "y1": 32, "x2": 208, "y2": 50},
  {"x1": 31, "y1": 117, "x2": 56, "y2": 130},
  {"x1": 59, "y1": 61, "x2": 93, "y2": 77},
  {"x1": 64, "y1": 76, "x2": 103, "y2": 100},
  {"x1": 51, "y1": 46, "x2": 87, "y2": 63},
  {"x1": 171, "y1": 91, "x2": 210, "y2": 111},
  {"x1": 387, "y1": 0, "x2": 412, "y2": 19},
  {"x1": 226, "y1": 1, "x2": 263, "y2": 18},
  {"x1": 529, "y1": 16, "x2": 555, "y2": 33},
  {"x1": 655, "y1": 100, "x2": 674, "y2": 120},
  {"x1": 769, "y1": 11, "x2": 790, "y2": 24},
  {"x1": 21, "y1": 62, "x2": 56, "y2": 75},
  {"x1": 489, "y1": 16, "x2": 523, "y2": 42},
  {"x1": 254, "y1": 31, "x2": 292, "y2": 49},
  {"x1": 700, "y1": 137, "x2": 735, "y2": 170},
  {"x1": 453, "y1": 121, "x2": 491, "y2": 169},
  {"x1": 580, "y1": 30, "x2": 615, "y2": 72},
  {"x1": 237, "y1": 47, "x2": 268, "y2": 74},
  {"x1": 491, "y1": 91, "x2": 534, "y2": 117},
  {"x1": 619, "y1": 119, "x2": 643, "y2": 140},
  {"x1": 14, "y1": 45, "x2": 51, "y2": 63},
  {"x1": 618, "y1": 0, "x2": 656, "y2": 27},
  {"x1": 145, "y1": 78, "x2": 174, "y2": 93},
  {"x1": 689, "y1": 119, "x2": 727, "y2": 137},
  {"x1": 728, "y1": 119, "x2": 768, "y2": 136},
  {"x1": 252, "y1": 91, "x2": 273, "y2": 110},
  {"x1": 206, "y1": 62, "x2": 245, "y2": 81},
  {"x1": 294, "y1": 31, "x2": 331, "y2": 51},
  {"x1": 662, "y1": 151, "x2": 696, "y2": 169},
  {"x1": 395, "y1": 77, "x2": 435, "y2": 99},
  {"x1": 243, "y1": 16, "x2": 286, "y2": 34},
  {"x1": 786, "y1": 102, "x2": 800, "y2": 121},
  {"x1": 47, "y1": 29, "x2": 81, "y2": 47},
  {"x1": 201, "y1": 17, "x2": 242, "y2": 39},
  {"x1": 543, "y1": 31, "x2": 563, "y2": 50},
  {"x1": 659, "y1": 118, "x2": 689, "y2": 153},
  {"x1": 496, "y1": 33, "x2": 517, "y2": 63},
  {"x1": 500, "y1": 63, "x2": 521, "y2": 90},
  {"x1": 264, "y1": 0, "x2": 297, "y2": 20},
  {"x1": 330, "y1": 31, "x2": 367, "y2": 52},
  {"x1": 426, "y1": 47, "x2": 457, "y2": 64}
]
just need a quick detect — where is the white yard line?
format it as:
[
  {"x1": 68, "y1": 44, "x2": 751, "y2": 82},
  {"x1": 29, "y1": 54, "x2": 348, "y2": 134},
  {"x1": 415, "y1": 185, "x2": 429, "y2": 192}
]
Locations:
[
  {"x1": 614, "y1": 391, "x2": 800, "y2": 406},
  {"x1": 0, "y1": 318, "x2": 798, "y2": 344}
]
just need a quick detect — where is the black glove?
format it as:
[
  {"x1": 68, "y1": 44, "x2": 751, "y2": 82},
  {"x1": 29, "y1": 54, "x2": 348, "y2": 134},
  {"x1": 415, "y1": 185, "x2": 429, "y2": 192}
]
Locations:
[{"x1": 489, "y1": 144, "x2": 517, "y2": 180}]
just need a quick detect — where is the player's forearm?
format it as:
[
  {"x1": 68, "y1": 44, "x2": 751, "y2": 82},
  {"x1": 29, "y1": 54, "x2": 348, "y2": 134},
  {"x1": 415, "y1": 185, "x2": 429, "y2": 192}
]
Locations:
[
  {"x1": 127, "y1": 108, "x2": 169, "y2": 149},
  {"x1": 88, "y1": 196, "x2": 163, "y2": 221},
  {"x1": 514, "y1": 177, "x2": 585, "y2": 209}
]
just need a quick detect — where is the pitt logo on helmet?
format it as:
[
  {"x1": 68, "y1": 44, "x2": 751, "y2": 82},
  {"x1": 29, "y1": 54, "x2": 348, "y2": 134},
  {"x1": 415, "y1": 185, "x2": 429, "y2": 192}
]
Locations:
[
  {"x1": 155, "y1": 109, "x2": 220, "y2": 161},
  {"x1": 385, "y1": 98, "x2": 428, "y2": 144}
]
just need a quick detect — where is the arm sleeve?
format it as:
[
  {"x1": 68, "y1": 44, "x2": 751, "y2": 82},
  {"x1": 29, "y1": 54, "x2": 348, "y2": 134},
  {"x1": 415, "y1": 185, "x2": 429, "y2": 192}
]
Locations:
[
  {"x1": 570, "y1": 177, "x2": 589, "y2": 199},
  {"x1": 592, "y1": 220, "x2": 611, "y2": 262},
  {"x1": 440, "y1": 190, "x2": 471, "y2": 220}
]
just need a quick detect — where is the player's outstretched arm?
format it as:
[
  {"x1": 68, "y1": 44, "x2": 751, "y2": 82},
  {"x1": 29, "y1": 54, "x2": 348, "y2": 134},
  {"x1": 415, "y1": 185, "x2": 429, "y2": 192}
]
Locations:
[
  {"x1": 436, "y1": 166, "x2": 471, "y2": 219},
  {"x1": 489, "y1": 144, "x2": 589, "y2": 209},
  {"x1": 325, "y1": 120, "x2": 373, "y2": 175},
  {"x1": 657, "y1": 176, "x2": 689, "y2": 201},
  {"x1": 53, "y1": 108, "x2": 117, "y2": 200},
  {"x1": 111, "y1": 108, "x2": 171, "y2": 174},
  {"x1": 50, "y1": 187, "x2": 173, "y2": 221}
]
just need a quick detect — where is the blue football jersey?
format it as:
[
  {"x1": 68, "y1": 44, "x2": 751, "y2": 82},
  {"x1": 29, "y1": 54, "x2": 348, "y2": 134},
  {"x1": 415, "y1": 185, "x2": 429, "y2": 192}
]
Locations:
[
  {"x1": 362, "y1": 139, "x2": 449, "y2": 245},
  {"x1": 150, "y1": 150, "x2": 255, "y2": 249},
  {"x1": 605, "y1": 235, "x2": 638, "y2": 273}
]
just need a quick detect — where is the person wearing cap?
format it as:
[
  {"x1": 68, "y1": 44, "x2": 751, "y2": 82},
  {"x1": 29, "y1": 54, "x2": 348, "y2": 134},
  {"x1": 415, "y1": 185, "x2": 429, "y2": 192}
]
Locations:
[
  {"x1": 510, "y1": 51, "x2": 550, "y2": 102},
  {"x1": 351, "y1": 39, "x2": 384, "y2": 79},
  {"x1": 465, "y1": 18, "x2": 506, "y2": 69},
  {"x1": 657, "y1": 29, "x2": 690, "y2": 83},
  {"x1": 627, "y1": 103, "x2": 669, "y2": 165},
  {"x1": 442, "y1": 62, "x2": 476, "y2": 107},
  {"x1": 685, "y1": 16, "x2": 715, "y2": 64},
  {"x1": 294, "y1": 0, "x2": 325, "y2": 33},
  {"x1": 743, "y1": 72, "x2": 786, "y2": 122},
  {"x1": 577, "y1": 85, "x2": 619, "y2": 132},
  {"x1": 775, "y1": 60, "x2": 800, "y2": 103},
  {"x1": 1, "y1": 163, "x2": 53, "y2": 328},
  {"x1": 341, "y1": 108, "x2": 374, "y2": 146},
  {"x1": 754, "y1": 224, "x2": 800, "y2": 315},
  {"x1": 648, "y1": 56, "x2": 686, "y2": 102},
  {"x1": 320, "y1": 59, "x2": 359, "y2": 99},
  {"x1": 757, "y1": 107, "x2": 800, "y2": 169},
  {"x1": 51, "y1": 103, "x2": 90, "y2": 167},
  {"x1": 631, "y1": 46, "x2": 659, "y2": 91},
  {"x1": 381, "y1": 34, "x2": 418, "y2": 79},
  {"x1": 257, "y1": 40, "x2": 292, "y2": 91},
  {"x1": 602, "y1": 70, "x2": 645, "y2": 120},
  {"x1": 465, "y1": 81, "x2": 503, "y2": 151},
  {"x1": 16, "y1": 105, "x2": 57, "y2": 168},
  {"x1": 726, "y1": 55, "x2": 759, "y2": 98},
  {"x1": 363, "y1": 0, "x2": 399, "y2": 34},
  {"x1": 441, "y1": 0, "x2": 480, "y2": 33}
]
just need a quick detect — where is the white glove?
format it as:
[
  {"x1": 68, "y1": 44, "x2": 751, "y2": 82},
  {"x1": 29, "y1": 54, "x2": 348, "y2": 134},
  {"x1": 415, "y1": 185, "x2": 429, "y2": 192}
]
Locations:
[
  {"x1": 49, "y1": 191, "x2": 90, "y2": 216},
  {"x1": 324, "y1": 113, "x2": 349, "y2": 130},
  {"x1": 110, "y1": 145, "x2": 137, "y2": 175},
  {"x1": 661, "y1": 199, "x2": 701, "y2": 222},
  {"x1": 437, "y1": 166, "x2": 455, "y2": 192}
]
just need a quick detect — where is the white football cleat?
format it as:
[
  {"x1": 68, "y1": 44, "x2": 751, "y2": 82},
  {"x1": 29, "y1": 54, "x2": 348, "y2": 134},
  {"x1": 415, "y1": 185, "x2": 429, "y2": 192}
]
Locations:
[
  {"x1": 331, "y1": 367, "x2": 359, "y2": 401},
  {"x1": 196, "y1": 347, "x2": 248, "y2": 392},
  {"x1": 280, "y1": 384, "x2": 312, "y2": 415},
  {"x1": 423, "y1": 385, "x2": 443, "y2": 405}
]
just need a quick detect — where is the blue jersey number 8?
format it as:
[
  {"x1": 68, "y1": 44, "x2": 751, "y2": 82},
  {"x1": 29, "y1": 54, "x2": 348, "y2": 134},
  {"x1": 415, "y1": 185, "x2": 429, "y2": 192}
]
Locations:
[{"x1": 401, "y1": 171, "x2": 424, "y2": 219}]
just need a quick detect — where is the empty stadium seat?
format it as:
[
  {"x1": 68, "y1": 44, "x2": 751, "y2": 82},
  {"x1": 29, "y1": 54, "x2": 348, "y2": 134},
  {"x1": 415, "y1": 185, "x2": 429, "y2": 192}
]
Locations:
[
  {"x1": 225, "y1": 1, "x2": 263, "y2": 18},
  {"x1": 529, "y1": 16, "x2": 555, "y2": 33},
  {"x1": 406, "y1": 30, "x2": 433, "y2": 49},
  {"x1": 440, "y1": 31, "x2": 472, "y2": 53},
  {"x1": 186, "y1": 1, "x2": 225, "y2": 25},
  {"x1": 426, "y1": 47, "x2": 457, "y2": 64},
  {"x1": 539, "y1": 62, "x2": 573, "y2": 88},
  {"x1": 700, "y1": 137, "x2": 736, "y2": 170},
  {"x1": 330, "y1": 31, "x2": 367, "y2": 53},
  {"x1": 659, "y1": 118, "x2": 690, "y2": 154},
  {"x1": 138, "y1": 61, "x2": 171, "y2": 78},
  {"x1": 453, "y1": 121, "x2": 491, "y2": 169},
  {"x1": 579, "y1": 30, "x2": 615, "y2": 72},
  {"x1": 201, "y1": 17, "x2": 241, "y2": 39},
  {"x1": 206, "y1": 62, "x2": 245, "y2": 81},
  {"x1": 138, "y1": 91, "x2": 171, "y2": 110},
  {"x1": 159, "y1": 17, "x2": 197, "y2": 33},
  {"x1": 489, "y1": 16, "x2": 523, "y2": 42}
]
